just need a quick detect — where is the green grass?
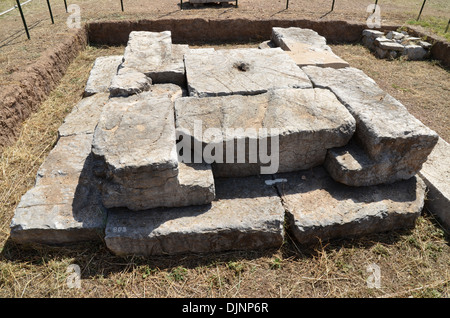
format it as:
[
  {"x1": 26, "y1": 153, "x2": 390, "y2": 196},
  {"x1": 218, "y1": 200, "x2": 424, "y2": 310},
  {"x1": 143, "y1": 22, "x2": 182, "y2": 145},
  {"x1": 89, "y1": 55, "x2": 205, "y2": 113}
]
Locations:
[{"x1": 406, "y1": 17, "x2": 450, "y2": 41}]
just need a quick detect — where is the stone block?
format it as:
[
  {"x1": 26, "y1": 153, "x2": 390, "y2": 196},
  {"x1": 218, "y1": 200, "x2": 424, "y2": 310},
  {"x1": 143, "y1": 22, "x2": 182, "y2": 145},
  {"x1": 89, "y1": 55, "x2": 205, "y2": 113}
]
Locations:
[
  {"x1": 84, "y1": 55, "x2": 123, "y2": 96},
  {"x1": 418, "y1": 137, "x2": 450, "y2": 231},
  {"x1": 10, "y1": 134, "x2": 106, "y2": 244},
  {"x1": 175, "y1": 88, "x2": 355, "y2": 177},
  {"x1": 302, "y1": 66, "x2": 438, "y2": 161},
  {"x1": 92, "y1": 92, "x2": 214, "y2": 210},
  {"x1": 105, "y1": 175, "x2": 285, "y2": 256},
  {"x1": 276, "y1": 167, "x2": 426, "y2": 245},
  {"x1": 184, "y1": 48, "x2": 312, "y2": 97},
  {"x1": 109, "y1": 67, "x2": 152, "y2": 97},
  {"x1": 58, "y1": 93, "x2": 110, "y2": 137},
  {"x1": 271, "y1": 27, "x2": 349, "y2": 68}
]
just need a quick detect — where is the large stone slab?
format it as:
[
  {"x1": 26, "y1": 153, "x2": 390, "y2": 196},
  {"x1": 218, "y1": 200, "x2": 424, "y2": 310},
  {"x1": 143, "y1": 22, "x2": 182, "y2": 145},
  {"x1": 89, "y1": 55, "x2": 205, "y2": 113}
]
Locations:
[
  {"x1": 271, "y1": 27, "x2": 349, "y2": 69},
  {"x1": 276, "y1": 166, "x2": 426, "y2": 245},
  {"x1": 303, "y1": 66, "x2": 438, "y2": 185},
  {"x1": 109, "y1": 67, "x2": 152, "y2": 97},
  {"x1": 84, "y1": 55, "x2": 123, "y2": 96},
  {"x1": 58, "y1": 93, "x2": 110, "y2": 137},
  {"x1": 418, "y1": 137, "x2": 450, "y2": 230},
  {"x1": 175, "y1": 88, "x2": 355, "y2": 177},
  {"x1": 184, "y1": 48, "x2": 312, "y2": 97},
  {"x1": 120, "y1": 31, "x2": 187, "y2": 86},
  {"x1": 10, "y1": 133, "x2": 106, "y2": 244},
  {"x1": 92, "y1": 92, "x2": 214, "y2": 210},
  {"x1": 105, "y1": 175, "x2": 285, "y2": 256}
]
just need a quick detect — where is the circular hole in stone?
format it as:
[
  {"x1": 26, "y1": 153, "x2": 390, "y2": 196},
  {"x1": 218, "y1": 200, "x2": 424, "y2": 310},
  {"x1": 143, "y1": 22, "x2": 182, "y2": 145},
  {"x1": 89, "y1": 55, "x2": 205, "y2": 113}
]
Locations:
[{"x1": 233, "y1": 61, "x2": 251, "y2": 72}]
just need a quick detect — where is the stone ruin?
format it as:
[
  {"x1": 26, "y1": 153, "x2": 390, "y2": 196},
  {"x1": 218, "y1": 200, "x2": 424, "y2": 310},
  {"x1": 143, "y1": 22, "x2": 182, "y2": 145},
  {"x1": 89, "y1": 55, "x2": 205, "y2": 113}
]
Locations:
[
  {"x1": 9, "y1": 27, "x2": 442, "y2": 256},
  {"x1": 362, "y1": 29, "x2": 432, "y2": 60}
]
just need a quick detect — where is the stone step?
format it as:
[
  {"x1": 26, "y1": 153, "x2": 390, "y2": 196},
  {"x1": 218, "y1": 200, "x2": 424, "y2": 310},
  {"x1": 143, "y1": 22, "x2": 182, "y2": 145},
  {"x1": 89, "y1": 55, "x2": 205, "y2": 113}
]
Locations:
[
  {"x1": 58, "y1": 92, "x2": 110, "y2": 137},
  {"x1": 184, "y1": 47, "x2": 312, "y2": 97},
  {"x1": 105, "y1": 175, "x2": 285, "y2": 256},
  {"x1": 271, "y1": 27, "x2": 349, "y2": 69},
  {"x1": 10, "y1": 133, "x2": 106, "y2": 245},
  {"x1": 418, "y1": 137, "x2": 450, "y2": 231},
  {"x1": 84, "y1": 55, "x2": 123, "y2": 97},
  {"x1": 275, "y1": 166, "x2": 426, "y2": 245},
  {"x1": 92, "y1": 92, "x2": 215, "y2": 211},
  {"x1": 109, "y1": 67, "x2": 152, "y2": 97},
  {"x1": 324, "y1": 140, "x2": 420, "y2": 186},
  {"x1": 175, "y1": 88, "x2": 355, "y2": 177},
  {"x1": 302, "y1": 66, "x2": 438, "y2": 185}
]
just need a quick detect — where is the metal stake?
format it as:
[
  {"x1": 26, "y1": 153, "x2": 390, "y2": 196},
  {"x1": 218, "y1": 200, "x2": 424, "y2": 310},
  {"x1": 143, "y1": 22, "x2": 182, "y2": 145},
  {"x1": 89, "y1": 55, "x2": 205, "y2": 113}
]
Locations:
[
  {"x1": 46, "y1": 0, "x2": 54, "y2": 24},
  {"x1": 417, "y1": 0, "x2": 426, "y2": 21},
  {"x1": 331, "y1": 0, "x2": 335, "y2": 11},
  {"x1": 286, "y1": 0, "x2": 289, "y2": 10},
  {"x1": 16, "y1": 0, "x2": 30, "y2": 39},
  {"x1": 373, "y1": 0, "x2": 378, "y2": 13},
  {"x1": 64, "y1": 0, "x2": 68, "y2": 12},
  {"x1": 120, "y1": 0, "x2": 124, "y2": 11},
  {"x1": 445, "y1": 18, "x2": 450, "y2": 33}
]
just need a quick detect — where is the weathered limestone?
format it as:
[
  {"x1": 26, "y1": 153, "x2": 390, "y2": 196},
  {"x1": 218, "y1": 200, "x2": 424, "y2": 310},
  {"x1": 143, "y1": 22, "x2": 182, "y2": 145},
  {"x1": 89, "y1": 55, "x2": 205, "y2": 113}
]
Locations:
[
  {"x1": 418, "y1": 137, "x2": 450, "y2": 230},
  {"x1": 119, "y1": 31, "x2": 188, "y2": 86},
  {"x1": 403, "y1": 45, "x2": 428, "y2": 60},
  {"x1": 271, "y1": 27, "x2": 349, "y2": 69},
  {"x1": 109, "y1": 67, "x2": 152, "y2": 97},
  {"x1": 10, "y1": 133, "x2": 106, "y2": 244},
  {"x1": 374, "y1": 37, "x2": 405, "y2": 52},
  {"x1": 84, "y1": 55, "x2": 123, "y2": 96},
  {"x1": 303, "y1": 66, "x2": 438, "y2": 185},
  {"x1": 277, "y1": 167, "x2": 426, "y2": 245},
  {"x1": 175, "y1": 88, "x2": 355, "y2": 177},
  {"x1": 58, "y1": 93, "x2": 110, "y2": 137},
  {"x1": 105, "y1": 175, "x2": 285, "y2": 256},
  {"x1": 184, "y1": 48, "x2": 312, "y2": 97},
  {"x1": 92, "y1": 92, "x2": 215, "y2": 210},
  {"x1": 258, "y1": 40, "x2": 276, "y2": 49}
]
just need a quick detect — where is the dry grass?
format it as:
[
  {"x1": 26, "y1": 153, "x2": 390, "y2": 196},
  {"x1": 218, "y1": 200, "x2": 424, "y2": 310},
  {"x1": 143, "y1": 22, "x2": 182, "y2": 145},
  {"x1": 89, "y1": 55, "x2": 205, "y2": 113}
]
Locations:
[{"x1": 0, "y1": 44, "x2": 449, "y2": 298}]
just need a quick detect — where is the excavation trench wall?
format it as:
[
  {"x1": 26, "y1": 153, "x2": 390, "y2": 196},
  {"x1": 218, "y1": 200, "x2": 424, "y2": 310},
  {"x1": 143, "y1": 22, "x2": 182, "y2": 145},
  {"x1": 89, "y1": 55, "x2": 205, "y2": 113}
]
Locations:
[{"x1": 1, "y1": 18, "x2": 448, "y2": 151}]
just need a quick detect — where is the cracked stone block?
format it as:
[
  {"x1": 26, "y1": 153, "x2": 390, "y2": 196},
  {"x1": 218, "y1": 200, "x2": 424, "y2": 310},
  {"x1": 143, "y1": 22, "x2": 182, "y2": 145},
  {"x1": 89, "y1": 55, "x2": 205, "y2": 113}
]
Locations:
[
  {"x1": 105, "y1": 175, "x2": 285, "y2": 256},
  {"x1": 184, "y1": 47, "x2": 312, "y2": 97},
  {"x1": 324, "y1": 140, "x2": 426, "y2": 186},
  {"x1": 120, "y1": 31, "x2": 188, "y2": 86},
  {"x1": 418, "y1": 137, "x2": 450, "y2": 231},
  {"x1": 302, "y1": 66, "x2": 438, "y2": 185},
  {"x1": 91, "y1": 92, "x2": 215, "y2": 210},
  {"x1": 276, "y1": 166, "x2": 426, "y2": 245},
  {"x1": 109, "y1": 67, "x2": 152, "y2": 97},
  {"x1": 58, "y1": 93, "x2": 110, "y2": 137},
  {"x1": 271, "y1": 27, "x2": 349, "y2": 68},
  {"x1": 84, "y1": 55, "x2": 123, "y2": 96},
  {"x1": 10, "y1": 133, "x2": 106, "y2": 244},
  {"x1": 175, "y1": 88, "x2": 355, "y2": 177}
]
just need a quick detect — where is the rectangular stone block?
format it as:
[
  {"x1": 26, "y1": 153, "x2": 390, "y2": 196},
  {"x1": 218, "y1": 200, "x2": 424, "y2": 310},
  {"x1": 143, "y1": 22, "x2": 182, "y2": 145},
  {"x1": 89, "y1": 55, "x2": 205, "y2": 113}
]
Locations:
[
  {"x1": 184, "y1": 48, "x2": 312, "y2": 97},
  {"x1": 271, "y1": 27, "x2": 349, "y2": 69},
  {"x1": 120, "y1": 31, "x2": 187, "y2": 86},
  {"x1": 84, "y1": 55, "x2": 123, "y2": 96},
  {"x1": 418, "y1": 137, "x2": 450, "y2": 231},
  {"x1": 175, "y1": 88, "x2": 355, "y2": 177},
  {"x1": 92, "y1": 92, "x2": 214, "y2": 210},
  {"x1": 302, "y1": 66, "x2": 438, "y2": 183},
  {"x1": 105, "y1": 175, "x2": 285, "y2": 256},
  {"x1": 58, "y1": 93, "x2": 110, "y2": 137},
  {"x1": 276, "y1": 167, "x2": 426, "y2": 245},
  {"x1": 10, "y1": 134, "x2": 106, "y2": 245}
]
